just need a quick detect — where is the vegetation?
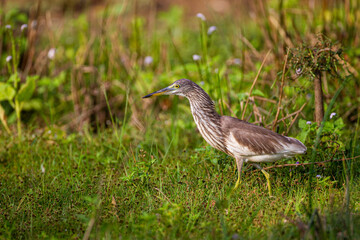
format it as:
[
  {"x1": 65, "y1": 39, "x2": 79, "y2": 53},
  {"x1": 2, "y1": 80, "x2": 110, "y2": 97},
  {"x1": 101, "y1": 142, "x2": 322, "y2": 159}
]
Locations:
[{"x1": 0, "y1": 0, "x2": 359, "y2": 239}]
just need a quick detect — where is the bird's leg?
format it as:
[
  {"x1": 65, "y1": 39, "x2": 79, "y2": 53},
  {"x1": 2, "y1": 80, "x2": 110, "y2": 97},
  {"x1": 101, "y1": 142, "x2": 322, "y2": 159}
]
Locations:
[
  {"x1": 233, "y1": 158, "x2": 244, "y2": 190},
  {"x1": 252, "y1": 163, "x2": 272, "y2": 196}
]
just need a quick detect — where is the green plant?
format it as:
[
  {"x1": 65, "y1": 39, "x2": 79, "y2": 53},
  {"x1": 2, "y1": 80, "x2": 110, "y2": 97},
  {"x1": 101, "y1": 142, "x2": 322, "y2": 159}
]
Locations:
[
  {"x1": 288, "y1": 35, "x2": 344, "y2": 124},
  {"x1": 1, "y1": 25, "x2": 39, "y2": 138}
]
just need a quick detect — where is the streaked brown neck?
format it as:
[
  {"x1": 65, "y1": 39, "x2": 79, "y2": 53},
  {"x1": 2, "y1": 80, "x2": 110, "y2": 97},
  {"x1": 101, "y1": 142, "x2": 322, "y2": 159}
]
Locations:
[
  {"x1": 185, "y1": 85, "x2": 226, "y2": 153},
  {"x1": 186, "y1": 85, "x2": 220, "y2": 120}
]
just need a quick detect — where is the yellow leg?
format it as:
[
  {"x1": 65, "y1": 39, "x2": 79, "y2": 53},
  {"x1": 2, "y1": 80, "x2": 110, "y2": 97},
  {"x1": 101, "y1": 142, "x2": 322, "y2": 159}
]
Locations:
[
  {"x1": 234, "y1": 173, "x2": 242, "y2": 190},
  {"x1": 261, "y1": 169, "x2": 272, "y2": 196},
  {"x1": 233, "y1": 158, "x2": 244, "y2": 190},
  {"x1": 252, "y1": 163, "x2": 272, "y2": 196}
]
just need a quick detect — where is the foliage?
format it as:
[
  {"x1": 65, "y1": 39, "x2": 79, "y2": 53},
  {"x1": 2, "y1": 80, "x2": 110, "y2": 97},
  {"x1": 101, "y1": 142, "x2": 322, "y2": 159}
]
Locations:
[{"x1": 288, "y1": 35, "x2": 343, "y2": 77}]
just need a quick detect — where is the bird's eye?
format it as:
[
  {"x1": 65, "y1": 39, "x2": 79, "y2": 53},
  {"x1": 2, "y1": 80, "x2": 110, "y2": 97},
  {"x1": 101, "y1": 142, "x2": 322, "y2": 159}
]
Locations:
[{"x1": 174, "y1": 84, "x2": 180, "y2": 88}]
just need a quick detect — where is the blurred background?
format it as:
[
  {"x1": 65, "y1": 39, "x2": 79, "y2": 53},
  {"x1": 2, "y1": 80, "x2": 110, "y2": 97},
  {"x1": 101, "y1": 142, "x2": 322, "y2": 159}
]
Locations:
[{"x1": 0, "y1": 0, "x2": 359, "y2": 151}]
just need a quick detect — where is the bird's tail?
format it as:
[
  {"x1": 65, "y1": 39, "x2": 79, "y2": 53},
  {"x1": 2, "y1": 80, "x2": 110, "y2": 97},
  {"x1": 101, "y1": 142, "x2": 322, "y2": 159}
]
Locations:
[{"x1": 286, "y1": 136, "x2": 307, "y2": 154}]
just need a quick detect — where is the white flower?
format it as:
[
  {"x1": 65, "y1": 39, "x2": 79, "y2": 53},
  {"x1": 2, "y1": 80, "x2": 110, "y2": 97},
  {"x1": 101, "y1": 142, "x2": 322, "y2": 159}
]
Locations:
[
  {"x1": 144, "y1": 56, "x2": 153, "y2": 66},
  {"x1": 316, "y1": 174, "x2": 321, "y2": 178},
  {"x1": 296, "y1": 68, "x2": 302, "y2": 75},
  {"x1": 207, "y1": 26, "x2": 217, "y2": 35},
  {"x1": 330, "y1": 112, "x2": 336, "y2": 119},
  {"x1": 41, "y1": 163, "x2": 45, "y2": 173},
  {"x1": 5, "y1": 25, "x2": 11, "y2": 29},
  {"x1": 31, "y1": 20, "x2": 37, "y2": 29},
  {"x1": 192, "y1": 54, "x2": 201, "y2": 61},
  {"x1": 48, "y1": 48, "x2": 56, "y2": 60},
  {"x1": 21, "y1": 24, "x2": 28, "y2": 31},
  {"x1": 196, "y1": 13, "x2": 206, "y2": 21},
  {"x1": 306, "y1": 121, "x2": 312, "y2": 125},
  {"x1": 6, "y1": 56, "x2": 12, "y2": 62},
  {"x1": 233, "y1": 58, "x2": 241, "y2": 65}
]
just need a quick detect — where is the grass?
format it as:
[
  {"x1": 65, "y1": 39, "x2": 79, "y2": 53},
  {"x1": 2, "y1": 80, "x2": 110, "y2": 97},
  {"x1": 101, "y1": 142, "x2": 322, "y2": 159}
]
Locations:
[
  {"x1": 1, "y1": 131, "x2": 359, "y2": 239},
  {"x1": 1, "y1": 0, "x2": 360, "y2": 239}
]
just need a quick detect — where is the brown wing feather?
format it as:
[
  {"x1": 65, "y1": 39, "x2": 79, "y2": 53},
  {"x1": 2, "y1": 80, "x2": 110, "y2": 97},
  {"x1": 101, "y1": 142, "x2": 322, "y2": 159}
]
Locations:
[{"x1": 221, "y1": 116, "x2": 303, "y2": 155}]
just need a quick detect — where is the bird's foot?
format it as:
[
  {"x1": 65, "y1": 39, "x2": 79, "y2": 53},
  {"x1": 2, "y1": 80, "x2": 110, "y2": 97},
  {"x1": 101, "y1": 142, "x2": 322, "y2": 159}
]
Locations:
[{"x1": 233, "y1": 178, "x2": 242, "y2": 190}]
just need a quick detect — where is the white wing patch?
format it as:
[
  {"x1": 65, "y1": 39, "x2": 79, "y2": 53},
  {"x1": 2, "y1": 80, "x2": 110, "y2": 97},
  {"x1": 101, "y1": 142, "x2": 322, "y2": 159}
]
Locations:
[{"x1": 226, "y1": 132, "x2": 254, "y2": 156}]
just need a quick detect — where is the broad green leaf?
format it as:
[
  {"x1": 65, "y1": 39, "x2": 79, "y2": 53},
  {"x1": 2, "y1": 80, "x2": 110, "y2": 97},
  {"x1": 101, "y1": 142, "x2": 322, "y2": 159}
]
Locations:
[
  {"x1": 334, "y1": 117, "x2": 345, "y2": 129},
  {"x1": 22, "y1": 98, "x2": 42, "y2": 111},
  {"x1": 0, "y1": 82, "x2": 16, "y2": 101},
  {"x1": 322, "y1": 121, "x2": 334, "y2": 133},
  {"x1": 8, "y1": 73, "x2": 20, "y2": 84},
  {"x1": 298, "y1": 119, "x2": 307, "y2": 129},
  {"x1": 252, "y1": 89, "x2": 266, "y2": 97},
  {"x1": 298, "y1": 128, "x2": 310, "y2": 143},
  {"x1": 16, "y1": 76, "x2": 38, "y2": 102}
]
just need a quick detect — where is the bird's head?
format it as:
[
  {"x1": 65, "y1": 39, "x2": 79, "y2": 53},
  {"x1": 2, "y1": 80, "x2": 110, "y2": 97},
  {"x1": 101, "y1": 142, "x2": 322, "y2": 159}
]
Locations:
[{"x1": 142, "y1": 79, "x2": 196, "y2": 98}]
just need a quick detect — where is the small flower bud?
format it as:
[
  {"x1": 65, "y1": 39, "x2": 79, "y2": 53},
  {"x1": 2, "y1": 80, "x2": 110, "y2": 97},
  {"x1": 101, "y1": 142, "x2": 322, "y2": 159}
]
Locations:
[
  {"x1": 207, "y1": 26, "x2": 217, "y2": 35},
  {"x1": 196, "y1": 13, "x2": 206, "y2": 21},
  {"x1": 6, "y1": 55, "x2": 12, "y2": 62},
  {"x1": 233, "y1": 58, "x2": 241, "y2": 65},
  {"x1": 21, "y1": 24, "x2": 28, "y2": 31},
  {"x1": 31, "y1": 20, "x2": 37, "y2": 29},
  {"x1": 48, "y1": 48, "x2": 56, "y2": 60},
  {"x1": 144, "y1": 56, "x2": 153, "y2": 66},
  {"x1": 192, "y1": 54, "x2": 201, "y2": 61}
]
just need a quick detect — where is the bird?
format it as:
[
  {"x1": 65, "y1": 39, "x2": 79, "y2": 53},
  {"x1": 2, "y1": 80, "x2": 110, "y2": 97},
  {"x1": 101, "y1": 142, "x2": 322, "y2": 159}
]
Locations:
[{"x1": 143, "y1": 79, "x2": 307, "y2": 195}]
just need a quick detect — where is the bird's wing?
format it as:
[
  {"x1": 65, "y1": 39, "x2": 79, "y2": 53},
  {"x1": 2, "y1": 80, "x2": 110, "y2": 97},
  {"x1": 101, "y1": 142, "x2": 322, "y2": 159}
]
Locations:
[{"x1": 221, "y1": 116, "x2": 304, "y2": 156}]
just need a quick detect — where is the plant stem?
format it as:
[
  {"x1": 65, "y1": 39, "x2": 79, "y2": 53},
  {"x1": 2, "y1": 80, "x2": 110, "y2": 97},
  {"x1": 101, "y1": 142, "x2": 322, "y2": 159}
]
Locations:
[
  {"x1": 314, "y1": 73, "x2": 324, "y2": 124},
  {"x1": 15, "y1": 99, "x2": 21, "y2": 138},
  {"x1": 8, "y1": 26, "x2": 22, "y2": 138}
]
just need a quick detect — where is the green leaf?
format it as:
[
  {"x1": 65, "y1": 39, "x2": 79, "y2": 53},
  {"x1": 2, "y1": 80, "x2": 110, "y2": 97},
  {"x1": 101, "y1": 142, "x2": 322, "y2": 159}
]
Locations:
[
  {"x1": 0, "y1": 82, "x2": 16, "y2": 101},
  {"x1": 252, "y1": 89, "x2": 266, "y2": 97},
  {"x1": 16, "y1": 76, "x2": 38, "y2": 102},
  {"x1": 8, "y1": 73, "x2": 20, "y2": 84},
  {"x1": 298, "y1": 119, "x2": 309, "y2": 129},
  {"x1": 22, "y1": 98, "x2": 42, "y2": 111},
  {"x1": 334, "y1": 117, "x2": 345, "y2": 129},
  {"x1": 298, "y1": 128, "x2": 310, "y2": 143},
  {"x1": 322, "y1": 121, "x2": 334, "y2": 133},
  {"x1": 237, "y1": 93, "x2": 247, "y2": 101}
]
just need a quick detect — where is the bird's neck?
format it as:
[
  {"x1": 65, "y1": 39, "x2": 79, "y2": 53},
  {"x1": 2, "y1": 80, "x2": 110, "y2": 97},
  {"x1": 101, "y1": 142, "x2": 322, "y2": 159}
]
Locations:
[
  {"x1": 186, "y1": 87, "x2": 226, "y2": 153},
  {"x1": 186, "y1": 88, "x2": 221, "y2": 123}
]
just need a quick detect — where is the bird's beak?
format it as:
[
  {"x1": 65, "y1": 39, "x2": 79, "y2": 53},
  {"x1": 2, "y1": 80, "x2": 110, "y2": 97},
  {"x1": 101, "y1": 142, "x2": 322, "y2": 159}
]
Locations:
[{"x1": 142, "y1": 86, "x2": 174, "y2": 98}]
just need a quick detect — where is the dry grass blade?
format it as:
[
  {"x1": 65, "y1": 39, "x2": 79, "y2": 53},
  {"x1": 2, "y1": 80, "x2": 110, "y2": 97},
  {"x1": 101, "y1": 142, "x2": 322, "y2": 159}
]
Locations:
[
  {"x1": 239, "y1": 34, "x2": 261, "y2": 59},
  {"x1": 242, "y1": 49, "x2": 272, "y2": 120},
  {"x1": 272, "y1": 49, "x2": 289, "y2": 131},
  {"x1": 259, "y1": 155, "x2": 360, "y2": 171},
  {"x1": 154, "y1": 187, "x2": 173, "y2": 204},
  {"x1": 266, "y1": 102, "x2": 307, "y2": 128},
  {"x1": 82, "y1": 217, "x2": 96, "y2": 240}
]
